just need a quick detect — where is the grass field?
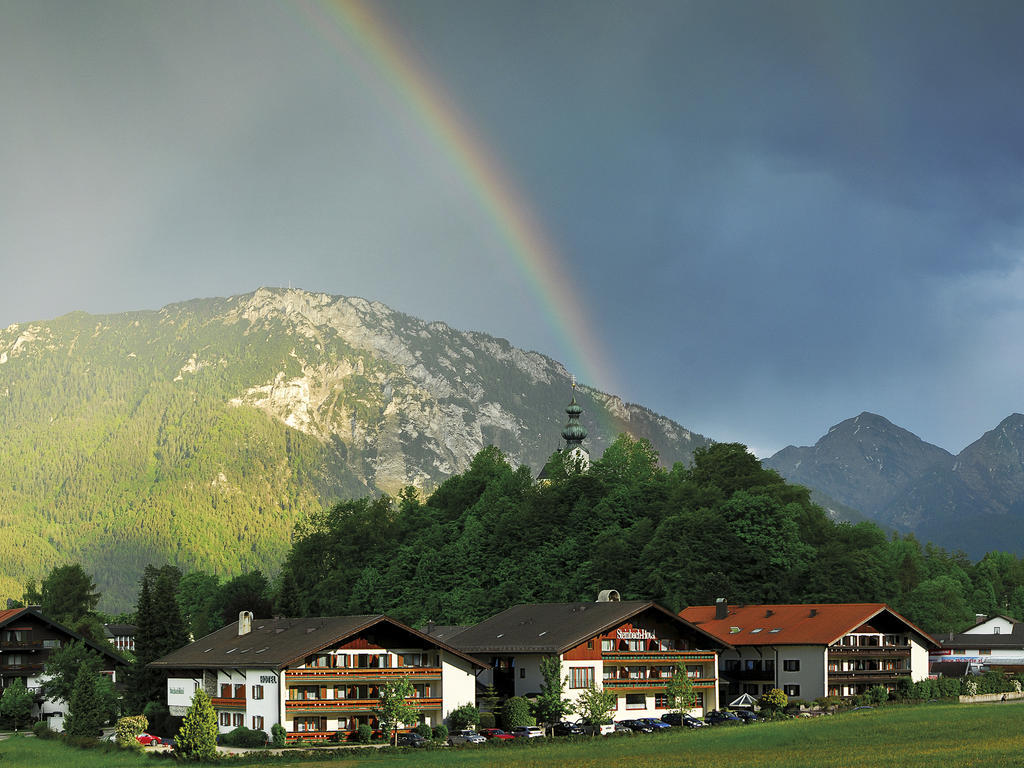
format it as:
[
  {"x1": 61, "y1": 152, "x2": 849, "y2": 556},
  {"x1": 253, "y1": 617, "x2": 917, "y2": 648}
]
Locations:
[{"x1": 2, "y1": 702, "x2": 1021, "y2": 768}]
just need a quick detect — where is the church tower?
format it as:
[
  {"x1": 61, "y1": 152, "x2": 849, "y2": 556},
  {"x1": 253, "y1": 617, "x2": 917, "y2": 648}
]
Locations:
[{"x1": 560, "y1": 377, "x2": 591, "y2": 470}]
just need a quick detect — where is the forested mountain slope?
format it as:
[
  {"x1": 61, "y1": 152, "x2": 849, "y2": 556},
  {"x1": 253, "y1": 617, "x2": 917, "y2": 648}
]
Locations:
[{"x1": 0, "y1": 288, "x2": 709, "y2": 609}]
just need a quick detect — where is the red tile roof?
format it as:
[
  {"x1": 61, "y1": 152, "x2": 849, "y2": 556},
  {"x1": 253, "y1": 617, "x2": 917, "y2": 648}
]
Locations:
[
  {"x1": 679, "y1": 603, "x2": 938, "y2": 648},
  {"x1": 0, "y1": 607, "x2": 27, "y2": 624}
]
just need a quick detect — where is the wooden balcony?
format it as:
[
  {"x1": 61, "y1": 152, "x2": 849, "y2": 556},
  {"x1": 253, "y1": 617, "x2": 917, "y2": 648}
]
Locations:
[
  {"x1": 0, "y1": 663, "x2": 44, "y2": 673},
  {"x1": 828, "y1": 669, "x2": 906, "y2": 682},
  {"x1": 0, "y1": 640, "x2": 43, "y2": 650},
  {"x1": 602, "y1": 677, "x2": 717, "y2": 691},
  {"x1": 211, "y1": 697, "x2": 247, "y2": 709},
  {"x1": 284, "y1": 667, "x2": 442, "y2": 682},
  {"x1": 828, "y1": 647, "x2": 910, "y2": 659},
  {"x1": 285, "y1": 697, "x2": 441, "y2": 714},
  {"x1": 602, "y1": 651, "x2": 717, "y2": 663}
]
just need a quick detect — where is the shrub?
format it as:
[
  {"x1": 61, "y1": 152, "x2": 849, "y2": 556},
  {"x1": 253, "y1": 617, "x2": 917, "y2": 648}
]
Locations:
[
  {"x1": 329, "y1": 731, "x2": 343, "y2": 743},
  {"x1": 271, "y1": 722, "x2": 287, "y2": 748},
  {"x1": 478, "y1": 711, "x2": 496, "y2": 730},
  {"x1": 865, "y1": 686, "x2": 889, "y2": 706},
  {"x1": 448, "y1": 703, "x2": 480, "y2": 732},
  {"x1": 759, "y1": 688, "x2": 788, "y2": 714},
  {"x1": 963, "y1": 678, "x2": 978, "y2": 697},
  {"x1": 431, "y1": 724, "x2": 448, "y2": 742},
  {"x1": 937, "y1": 677, "x2": 961, "y2": 698},
  {"x1": 115, "y1": 714, "x2": 148, "y2": 747},
  {"x1": 502, "y1": 697, "x2": 533, "y2": 729},
  {"x1": 415, "y1": 723, "x2": 433, "y2": 739},
  {"x1": 175, "y1": 688, "x2": 218, "y2": 761},
  {"x1": 221, "y1": 726, "x2": 269, "y2": 747},
  {"x1": 32, "y1": 721, "x2": 54, "y2": 739},
  {"x1": 356, "y1": 723, "x2": 372, "y2": 743}
]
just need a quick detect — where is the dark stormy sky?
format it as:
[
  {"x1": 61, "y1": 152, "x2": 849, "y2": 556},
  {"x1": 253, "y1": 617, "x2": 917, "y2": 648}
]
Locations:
[{"x1": 3, "y1": 0, "x2": 1023, "y2": 458}]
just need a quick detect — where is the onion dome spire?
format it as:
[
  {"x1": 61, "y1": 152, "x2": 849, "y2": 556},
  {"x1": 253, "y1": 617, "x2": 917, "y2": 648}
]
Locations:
[{"x1": 561, "y1": 375, "x2": 587, "y2": 450}]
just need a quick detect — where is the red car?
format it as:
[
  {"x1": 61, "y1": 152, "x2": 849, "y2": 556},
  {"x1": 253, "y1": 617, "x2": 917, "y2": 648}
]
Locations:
[
  {"x1": 136, "y1": 732, "x2": 163, "y2": 746},
  {"x1": 479, "y1": 728, "x2": 515, "y2": 740}
]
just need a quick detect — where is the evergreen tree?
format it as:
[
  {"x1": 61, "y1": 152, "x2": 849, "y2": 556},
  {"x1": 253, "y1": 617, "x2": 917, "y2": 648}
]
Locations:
[
  {"x1": 128, "y1": 564, "x2": 188, "y2": 709},
  {"x1": 40, "y1": 641, "x2": 102, "y2": 705},
  {"x1": 65, "y1": 669, "x2": 106, "y2": 737},
  {"x1": 176, "y1": 688, "x2": 218, "y2": 760},
  {"x1": 40, "y1": 564, "x2": 100, "y2": 625},
  {"x1": 273, "y1": 567, "x2": 302, "y2": 617}
]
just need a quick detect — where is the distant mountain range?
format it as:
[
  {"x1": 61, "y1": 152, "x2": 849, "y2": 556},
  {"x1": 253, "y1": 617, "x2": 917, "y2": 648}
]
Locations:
[
  {"x1": 0, "y1": 288, "x2": 710, "y2": 609},
  {"x1": 764, "y1": 412, "x2": 1024, "y2": 558}
]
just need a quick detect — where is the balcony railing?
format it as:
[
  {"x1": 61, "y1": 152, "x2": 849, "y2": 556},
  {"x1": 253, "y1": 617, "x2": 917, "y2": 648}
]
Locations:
[
  {"x1": 285, "y1": 697, "x2": 442, "y2": 713},
  {"x1": 284, "y1": 667, "x2": 442, "y2": 681},
  {"x1": 602, "y1": 677, "x2": 717, "y2": 691},
  {"x1": 0, "y1": 640, "x2": 43, "y2": 650},
  {"x1": 211, "y1": 697, "x2": 247, "y2": 709},
  {"x1": 602, "y1": 651, "x2": 717, "y2": 663},
  {"x1": 0, "y1": 663, "x2": 44, "y2": 673},
  {"x1": 828, "y1": 669, "x2": 906, "y2": 681},
  {"x1": 828, "y1": 646, "x2": 910, "y2": 657}
]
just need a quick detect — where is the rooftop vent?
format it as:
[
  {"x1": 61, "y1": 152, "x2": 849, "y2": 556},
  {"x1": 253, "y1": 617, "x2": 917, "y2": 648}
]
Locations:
[
  {"x1": 597, "y1": 589, "x2": 621, "y2": 602},
  {"x1": 730, "y1": 627, "x2": 741, "y2": 634},
  {"x1": 809, "y1": 609, "x2": 818, "y2": 618},
  {"x1": 765, "y1": 609, "x2": 774, "y2": 618}
]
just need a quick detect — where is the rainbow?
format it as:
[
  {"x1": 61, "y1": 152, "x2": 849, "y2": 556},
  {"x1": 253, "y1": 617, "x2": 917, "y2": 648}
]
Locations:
[{"x1": 293, "y1": 0, "x2": 619, "y2": 407}]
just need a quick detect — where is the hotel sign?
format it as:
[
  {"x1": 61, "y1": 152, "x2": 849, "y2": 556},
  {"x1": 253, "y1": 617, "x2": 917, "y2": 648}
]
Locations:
[{"x1": 616, "y1": 628, "x2": 655, "y2": 641}]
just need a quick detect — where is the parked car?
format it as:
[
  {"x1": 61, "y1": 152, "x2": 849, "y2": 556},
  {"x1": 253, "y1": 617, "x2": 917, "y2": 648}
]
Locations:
[
  {"x1": 448, "y1": 729, "x2": 487, "y2": 745},
  {"x1": 637, "y1": 717, "x2": 672, "y2": 731},
  {"x1": 396, "y1": 732, "x2": 429, "y2": 748},
  {"x1": 160, "y1": 736, "x2": 177, "y2": 747},
  {"x1": 616, "y1": 719, "x2": 654, "y2": 733},
  {"x1": 734, "y1": 710, "x2": 761, "y2": 723},
  {"x1": 512, "y1": 725, "x2": 544, "y2": 738},
  {"x1": 480, "y1": 728, "x2": 516, "y2": 740},
  {"x1": 611, "y1": 721, "x2": 633, "y2": 735},
  {"x1": 704, "y1": 710, "x2": 742, "y2": 726},
  {"x1": 580, "y1": 721, "x2": 616, "y2": 736},
  {"x1": 136, "y1": 733, "x2": 164, "y2": 746},
  {"x1": 551, "y1": 721, "x2": 585, "y2": 737},
  {"x1": 660, "y1": 712, "x2": 707, "y2": 728}
]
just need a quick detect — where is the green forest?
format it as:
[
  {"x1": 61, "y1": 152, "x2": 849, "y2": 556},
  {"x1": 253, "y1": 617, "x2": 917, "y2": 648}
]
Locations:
[
  {"x1": 18, "y1": 436, "x2": 1024, "y2": 642},
  {"x1": 268, "y1": 438, "x2": 1024, "y2": 637}
]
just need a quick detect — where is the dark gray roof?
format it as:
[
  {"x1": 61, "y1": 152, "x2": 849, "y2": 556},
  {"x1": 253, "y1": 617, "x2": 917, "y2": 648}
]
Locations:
[
  {"x1": 421, "y1": 625, "x2": 470, "y2": 643},
  {"x1": 104, "y1": 623, "x2": 137, "y2": 637},
  {"x1": 149, "y1": 614, "x2": 486, "y2": 670},
  {"x1": 940, "y1": 623, "x2": 1024, "y2": 650},
  {"x1": 0, "y1": 607, "x2": 128, "y2": 666},
  {"x1": 448, "y1": 601, "x2": 729, "y2": 654}
]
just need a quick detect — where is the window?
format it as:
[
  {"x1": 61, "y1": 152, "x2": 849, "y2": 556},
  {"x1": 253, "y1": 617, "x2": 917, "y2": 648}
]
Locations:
[
  {"x1": 221, "y1": 683, "x2": 232, "y2": 698},
  {"x1": 2, "y1": 630, "x2": 28, "y2": 642},
  {"x1": 309, "y1": 654, "x2": 330, "y2": 668},
  {"x1": 724, "y1": 659, "x2": 740, "y2": 671},
  {"x1": 659, "y1": 639, "x2": 674, "y2": 651},
  {"x1": 980, "y1": 649, "x2": 992, "y2": 655},
  {"x1": 232, "y1": 713, "x2": 243, "y2": 727},
  {"x1": 654, "y1": 693, "x2": 668, "y2": 708},
  {"x1": 627, "y1": 639, "x2": 645, "y2": 652},
  {"x1": 694, "y1": 692, "x2": 703, "y2": 709},
  {"x1": 335, "y1": 653, "x2": 350, "y2": 668},
  {"x1": 602, "y1": 668, "x2": 615, "y2": 680},
  {"x1": 252, "y1": 684, "x2": 264, "y2": 700},
  {"x1": 412, "y1": 683, "x2": 431, "y2": 698},
  {"x1": 294, "y1": 717, "x2": 324, "y2": 733},
  {"x1": 953, "y1": 648, "x2": 965, "y2": 655},
  {"x1": 252, "y1": 715, "x2": 264, "y2": 730},
  {"x1": 656, "y1": 666, "x2": 674, "y2": 679},
  {"x1": 233, "y1": 684, "x2": 245, "y2": 699},
  {"x1": 994, "y1": 627, "x2": 1002, "y2": 635},
  {"x1": 519, "y1": 668, "x2": 526, "y2": 678},
  {"x1": 401, "y1": 653, "x2": 423, "y2": 667},
  {"x1": 42, "y1": 639, "x2": 61, "y2": 649},
  {"x1": 783, "y1": 685, "x2": 800, "y2": 697},
  {"x1": 570, "y1": 667, "x2": 594, "y2": 689},
  {"x1": 601, "y1": 639, "x2": 614, "y2": 652},
  {"x1": 686, "y1": 665, "x2": 702, "y2": 679},
  {"x1": 587, "y1": 639, "x2": 594, "y2": 650},
  {"x1": 219, "y1": 712, "x2": 231, "y2": 727},
  {"x1": 625, "y1": 694, "x2": 646, "y2": 710},
  {"x1": 783, "y1": 660, "x2": 800, "y2": 672}
]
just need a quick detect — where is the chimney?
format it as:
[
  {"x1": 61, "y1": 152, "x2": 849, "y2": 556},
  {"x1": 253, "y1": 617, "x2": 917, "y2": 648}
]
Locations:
[
  {"x1": 715, "y1": 598, "x2": 727, "y2": 620},
  {"x1": 597, "y1": 589, "x2": 621, "y2": 602},
  {"x1": 238, "y1": 610, "x2": 253, "y2": 636},
  {"x1": 809, "y1": 608, "x2": 818, "y2": 618},
  {"x1": 975, "y1": 614, "x2": 986, "y2": 625},
  {"x1": 765, "y1": 609, "x2": 774, "y2": 618}
]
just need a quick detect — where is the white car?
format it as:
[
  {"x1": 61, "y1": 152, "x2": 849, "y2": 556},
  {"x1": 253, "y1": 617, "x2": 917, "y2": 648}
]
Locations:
[
  {"x1": 512, "y1": 725, "x2": 544, "y2": 738},
  {"x1": 581, "y1": 722, "x2": 616, "y2": 736},
  {"x1": 448, "y1": 730, "x2": 487, "y2": 745}
]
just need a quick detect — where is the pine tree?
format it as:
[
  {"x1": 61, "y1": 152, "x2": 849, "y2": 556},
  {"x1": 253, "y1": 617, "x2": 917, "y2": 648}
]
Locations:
[
  {"x1": 176, "y1": 688, "x2": 218, "y2": 760},
  {"x1": 65, "y1": 670, "x2": 105, "y2": 737}
]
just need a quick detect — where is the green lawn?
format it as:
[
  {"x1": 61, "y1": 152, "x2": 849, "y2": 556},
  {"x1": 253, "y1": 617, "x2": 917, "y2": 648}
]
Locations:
[{"x1": 3, "y1": 702, "x2": 1021, "y2": 768}]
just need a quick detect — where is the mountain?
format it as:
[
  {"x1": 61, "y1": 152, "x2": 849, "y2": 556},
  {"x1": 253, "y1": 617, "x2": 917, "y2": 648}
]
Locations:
[
  {"x1": 0, "y1": 287, "x2": 710, "y2": 609},
  {"x1": 765, "y1": 412, "x2": 1024, "y2": 557}
]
